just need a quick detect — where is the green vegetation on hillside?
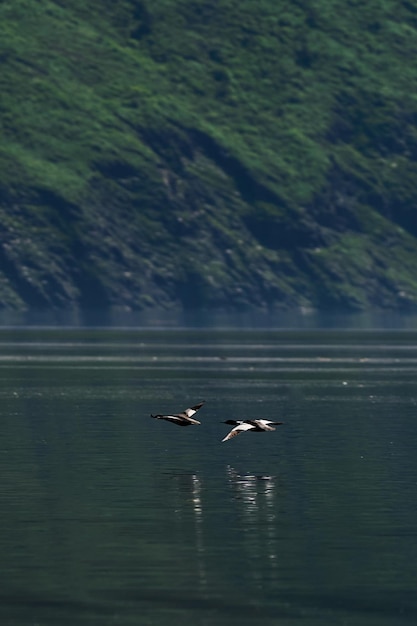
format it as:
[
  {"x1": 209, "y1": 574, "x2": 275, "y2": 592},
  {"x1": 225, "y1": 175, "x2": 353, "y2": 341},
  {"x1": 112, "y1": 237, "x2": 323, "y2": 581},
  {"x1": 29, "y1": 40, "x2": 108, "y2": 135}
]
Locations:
[{"x1": 1, "y1": 0, "x2": 417, "y2": 311}]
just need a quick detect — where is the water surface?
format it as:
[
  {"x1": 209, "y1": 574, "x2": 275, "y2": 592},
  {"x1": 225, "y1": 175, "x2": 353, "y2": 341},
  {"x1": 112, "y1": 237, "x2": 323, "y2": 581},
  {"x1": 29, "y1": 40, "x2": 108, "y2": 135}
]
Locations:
[{"x1": 0, "y1": 328, "x2": 416, "y2": 625}]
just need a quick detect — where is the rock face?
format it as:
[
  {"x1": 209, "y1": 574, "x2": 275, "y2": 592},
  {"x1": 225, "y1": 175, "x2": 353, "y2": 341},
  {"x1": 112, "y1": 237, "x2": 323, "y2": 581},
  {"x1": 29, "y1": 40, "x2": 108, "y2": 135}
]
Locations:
[{"x1": 1, "y1": 0, "x2": 417, "y2": 312}]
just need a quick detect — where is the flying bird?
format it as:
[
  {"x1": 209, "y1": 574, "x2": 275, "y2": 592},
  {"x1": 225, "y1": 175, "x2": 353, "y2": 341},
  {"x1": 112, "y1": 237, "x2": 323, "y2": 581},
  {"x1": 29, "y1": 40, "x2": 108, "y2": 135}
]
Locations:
[
  {"x1": 151, "y1": 401, "x2": 205, "y2": 427},
  {"x1": 222, "y1": 419, "x2": 283, "y2": 442}
]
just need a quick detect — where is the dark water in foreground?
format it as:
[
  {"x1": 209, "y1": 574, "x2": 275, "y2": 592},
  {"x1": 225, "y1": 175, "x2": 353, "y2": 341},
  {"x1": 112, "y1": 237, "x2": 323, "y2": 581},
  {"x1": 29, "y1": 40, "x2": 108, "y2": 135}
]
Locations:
[{"x1": 0, "y1": 328, "x2": 417, "y2": 625}]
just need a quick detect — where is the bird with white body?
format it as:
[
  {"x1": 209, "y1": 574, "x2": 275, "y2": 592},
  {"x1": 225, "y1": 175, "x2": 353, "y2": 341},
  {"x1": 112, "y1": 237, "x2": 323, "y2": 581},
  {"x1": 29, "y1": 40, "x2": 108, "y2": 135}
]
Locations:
[{"x1": 222, "y1": 419, "x2": 284, "y2": 442}]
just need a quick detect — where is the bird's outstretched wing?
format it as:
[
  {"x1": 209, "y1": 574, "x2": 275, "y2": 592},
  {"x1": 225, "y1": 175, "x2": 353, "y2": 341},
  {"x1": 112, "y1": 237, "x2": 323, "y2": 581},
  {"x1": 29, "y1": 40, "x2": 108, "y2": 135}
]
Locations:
[
  {"x1": 177, "y1": 401, "x2": 205, "y2": 418},
  {"x1": 222, "y1": 422, "x2": 254, "y2": 442}
]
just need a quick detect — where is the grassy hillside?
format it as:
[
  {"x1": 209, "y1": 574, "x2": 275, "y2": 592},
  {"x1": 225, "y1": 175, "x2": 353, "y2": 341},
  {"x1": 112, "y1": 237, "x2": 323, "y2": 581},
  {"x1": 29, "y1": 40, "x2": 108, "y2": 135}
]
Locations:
[{"x1": 1, "y1": 0, "x2": 417, "y2": 311}]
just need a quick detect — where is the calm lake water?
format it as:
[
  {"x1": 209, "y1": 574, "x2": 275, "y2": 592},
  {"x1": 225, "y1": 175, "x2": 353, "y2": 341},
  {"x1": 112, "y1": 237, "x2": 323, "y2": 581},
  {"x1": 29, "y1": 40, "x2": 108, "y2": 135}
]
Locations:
[{"x1": 0, "y1": 327, "x2": 417, "y2": 625}]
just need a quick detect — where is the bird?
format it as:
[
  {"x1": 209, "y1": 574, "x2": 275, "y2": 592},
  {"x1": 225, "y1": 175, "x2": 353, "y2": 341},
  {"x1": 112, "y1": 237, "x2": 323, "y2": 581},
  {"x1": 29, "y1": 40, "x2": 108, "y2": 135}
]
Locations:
[
  {"x1": 221, "y1": 419, "x2": 283, "y2": 442},
  {"x1": 150, "y1": 401, "x2": 205, "y2": 427}
]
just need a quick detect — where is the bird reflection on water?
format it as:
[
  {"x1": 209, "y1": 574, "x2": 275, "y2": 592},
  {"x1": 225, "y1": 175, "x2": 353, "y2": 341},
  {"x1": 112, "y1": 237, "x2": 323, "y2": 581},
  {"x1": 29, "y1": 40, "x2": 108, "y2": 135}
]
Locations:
[
  {"x1": 165, "y1": 466, "x2": 283, "y2": 593},
  {"x1": 169, "y1": 472, "x2": 207, "y2": 590},
  {"x1": 226, "y1": 466, "x2": 280, "y2": 582},
  {"x1": 226, "y1": 466, "x2": 276, "y2": 504}
]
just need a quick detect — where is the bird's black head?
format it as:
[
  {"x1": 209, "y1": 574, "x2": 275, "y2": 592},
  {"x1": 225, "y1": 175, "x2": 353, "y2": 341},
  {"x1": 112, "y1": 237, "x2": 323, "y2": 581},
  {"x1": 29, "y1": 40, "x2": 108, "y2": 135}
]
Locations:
[{"x1": 223, "y1": 419, "x2": 238, "y2": 425}]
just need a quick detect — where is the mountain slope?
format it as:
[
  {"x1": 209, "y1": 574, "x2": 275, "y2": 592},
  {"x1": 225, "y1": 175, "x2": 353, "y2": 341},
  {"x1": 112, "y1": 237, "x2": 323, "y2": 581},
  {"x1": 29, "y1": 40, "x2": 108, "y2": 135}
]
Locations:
[{"x1": 1, "y1": 0, "x2": 417, "y2": 311}]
